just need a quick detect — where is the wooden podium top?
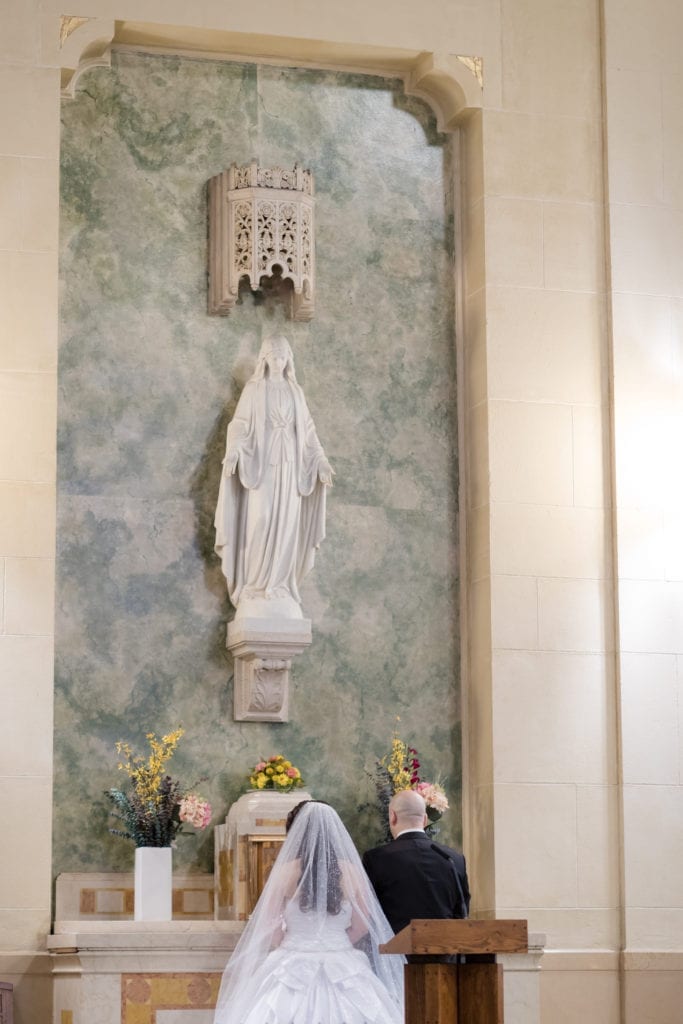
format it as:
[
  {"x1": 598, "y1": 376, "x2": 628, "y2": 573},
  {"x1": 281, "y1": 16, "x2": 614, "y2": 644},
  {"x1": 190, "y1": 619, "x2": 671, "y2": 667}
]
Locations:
[{"x1": 379, "y1": 918, "x2": 528, "y2": 956}]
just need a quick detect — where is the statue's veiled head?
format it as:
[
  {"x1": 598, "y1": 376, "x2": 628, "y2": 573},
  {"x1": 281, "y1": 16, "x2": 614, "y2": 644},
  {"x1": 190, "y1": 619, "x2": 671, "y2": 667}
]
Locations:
[{"x1": 253, "y1": 334, "x2": 297, "y2": 381}]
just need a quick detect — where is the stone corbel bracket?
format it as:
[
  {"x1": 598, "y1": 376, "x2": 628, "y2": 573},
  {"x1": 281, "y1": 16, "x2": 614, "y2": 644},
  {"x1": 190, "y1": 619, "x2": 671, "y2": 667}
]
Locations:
[
  {"x1": 59, "y1": 16, "x2": 115, "y2": 99},
  {"x1": 227, "y1": 618, "x2": 313, "y2": 722},
  {"x1": 405, "y1": 51, "x2": 483, "y2": 131}
]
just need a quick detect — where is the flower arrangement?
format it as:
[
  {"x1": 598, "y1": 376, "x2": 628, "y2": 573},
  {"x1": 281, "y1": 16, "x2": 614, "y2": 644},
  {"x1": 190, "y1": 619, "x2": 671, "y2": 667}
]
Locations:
[
  {"x1": 105, "y1": 728, "x2": 212, "y2": 847},
  {"x1": 371, "y1": 729, "x2": 449, "y2": 841},
  {"x1": 248, "y1": 754, "x2": 304, "y2": 792}
]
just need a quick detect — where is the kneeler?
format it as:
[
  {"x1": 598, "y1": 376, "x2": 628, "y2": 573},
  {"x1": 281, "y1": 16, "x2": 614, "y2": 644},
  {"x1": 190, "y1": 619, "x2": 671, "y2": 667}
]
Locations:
[{"x1": 380, "y1": 919, "x2": 528, "y2": 1024}]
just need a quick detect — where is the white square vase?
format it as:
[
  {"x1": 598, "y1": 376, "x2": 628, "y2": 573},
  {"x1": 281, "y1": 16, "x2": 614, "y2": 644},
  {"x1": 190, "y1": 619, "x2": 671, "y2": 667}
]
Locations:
[{"x1": 134, "y1": 846, "x2": 173, "y2": 921}]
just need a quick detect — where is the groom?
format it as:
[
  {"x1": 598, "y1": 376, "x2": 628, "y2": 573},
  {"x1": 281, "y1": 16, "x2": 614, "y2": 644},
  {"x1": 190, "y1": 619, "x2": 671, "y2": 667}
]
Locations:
[{"x1": 362, "y1": 789, "x2": 470, "y2": 935}]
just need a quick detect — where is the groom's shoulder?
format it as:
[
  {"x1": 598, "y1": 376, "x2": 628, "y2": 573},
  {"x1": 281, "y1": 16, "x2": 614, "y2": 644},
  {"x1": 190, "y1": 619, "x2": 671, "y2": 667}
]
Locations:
[
  {"x1": 363, "y1": 839, "x2": 398, "y2": 863},
  {"x1": 430, "y1": 838, "x2": 466, "y2": 865},
  {"x1": 364, "y1": 835, "x2": 418, "y2": 861}
]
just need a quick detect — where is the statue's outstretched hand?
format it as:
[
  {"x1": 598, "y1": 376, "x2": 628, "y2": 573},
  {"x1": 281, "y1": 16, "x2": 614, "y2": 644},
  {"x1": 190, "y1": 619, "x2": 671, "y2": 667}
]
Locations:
[{"x1": 318, "y1": 460, "x2": 334, "y2": 487}]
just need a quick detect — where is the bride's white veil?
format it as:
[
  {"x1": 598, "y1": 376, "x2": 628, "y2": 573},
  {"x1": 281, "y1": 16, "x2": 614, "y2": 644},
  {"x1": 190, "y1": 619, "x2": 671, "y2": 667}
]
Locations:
[{"x1": 213, "y1": 800, "x2": 404, "y2": 1022}]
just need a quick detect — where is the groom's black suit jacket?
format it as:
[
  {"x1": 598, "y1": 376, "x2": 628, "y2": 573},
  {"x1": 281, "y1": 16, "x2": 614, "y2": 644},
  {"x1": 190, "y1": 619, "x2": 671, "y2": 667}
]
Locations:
[{"x1": 362, "y1": 830, "x2": 470, "y2": 935}]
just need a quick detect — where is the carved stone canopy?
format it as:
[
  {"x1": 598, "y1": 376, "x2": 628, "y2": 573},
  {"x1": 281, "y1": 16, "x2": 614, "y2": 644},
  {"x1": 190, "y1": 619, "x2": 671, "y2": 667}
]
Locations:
[{"x1": 208, "y1": 161, "x2": 315, "y2": 321}]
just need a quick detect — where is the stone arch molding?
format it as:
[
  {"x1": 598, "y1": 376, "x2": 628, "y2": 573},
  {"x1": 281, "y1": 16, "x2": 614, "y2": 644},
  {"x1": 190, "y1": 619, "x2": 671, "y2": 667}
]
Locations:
[
  {"x1": 59, "y1": 17, "x2": 115, "y2": 98},
  {"x1": 405, "y1": 52, "x2": 483, "y2": 130},
  {"x1": 58, "y1": 18, "x2": 483, "y2": 127}
]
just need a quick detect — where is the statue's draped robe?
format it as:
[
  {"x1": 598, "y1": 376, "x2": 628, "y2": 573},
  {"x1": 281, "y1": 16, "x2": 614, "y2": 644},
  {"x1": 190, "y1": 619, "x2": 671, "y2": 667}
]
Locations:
[{"x1": 214, "y1": 377, "x2": 328, "y2": 610}]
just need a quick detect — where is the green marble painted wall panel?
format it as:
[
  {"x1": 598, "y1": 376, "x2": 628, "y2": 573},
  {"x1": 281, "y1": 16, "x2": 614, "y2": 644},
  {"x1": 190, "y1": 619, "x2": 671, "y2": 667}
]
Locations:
[{"x1": 56, "y1": 52, "x2": 459, "y2": 875}]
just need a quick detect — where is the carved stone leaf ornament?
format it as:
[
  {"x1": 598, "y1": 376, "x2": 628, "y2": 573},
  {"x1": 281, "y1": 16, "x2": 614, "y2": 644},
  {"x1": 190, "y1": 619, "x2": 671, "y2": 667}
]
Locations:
[
  {"x1": 208, "y1": 161, "x2": 315, "y2": 320},
  {"x1": 251, "y1": 659, "x2": 291, "y2": 714}
]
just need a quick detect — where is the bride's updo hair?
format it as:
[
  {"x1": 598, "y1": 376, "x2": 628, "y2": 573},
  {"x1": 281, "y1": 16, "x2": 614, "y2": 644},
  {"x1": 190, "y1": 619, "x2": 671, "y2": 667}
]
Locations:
[
  {"x1": 285, "y1": 798, "x2": 330, "y2": 833},
  {"x1": 285, "y1": 800, "x2": 344, "y2": 916}
]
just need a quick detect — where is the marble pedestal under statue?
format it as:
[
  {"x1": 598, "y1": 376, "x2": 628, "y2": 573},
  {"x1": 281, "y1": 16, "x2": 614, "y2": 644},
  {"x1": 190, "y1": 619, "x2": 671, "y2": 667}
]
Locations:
[
  {"x1": 214, "y1": 789, "x2": 312, "y2": 920},
  {"x1": 227, "y1": 617, "x2": 312, "y2": 722}
]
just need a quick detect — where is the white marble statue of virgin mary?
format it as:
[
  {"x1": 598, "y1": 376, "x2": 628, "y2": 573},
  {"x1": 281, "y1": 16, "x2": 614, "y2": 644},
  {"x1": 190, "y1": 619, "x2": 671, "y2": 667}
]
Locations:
[{"x1": 214, "y1": 335, "x2": 333, "y2": 621}]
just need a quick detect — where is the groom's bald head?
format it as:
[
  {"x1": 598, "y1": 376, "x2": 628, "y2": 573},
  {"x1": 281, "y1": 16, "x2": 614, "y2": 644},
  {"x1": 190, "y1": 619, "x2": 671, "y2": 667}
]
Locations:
[{"x1": 389, "y1": 789, "x2": 427, "y2": 838}]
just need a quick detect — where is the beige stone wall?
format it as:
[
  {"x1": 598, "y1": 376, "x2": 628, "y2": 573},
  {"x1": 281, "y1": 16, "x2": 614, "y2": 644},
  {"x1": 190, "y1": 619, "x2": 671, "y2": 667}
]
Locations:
[
  {"x1": 0, "y1": 0, "x2": 58, "y2": 955},
  {"x1": 0, "y1": 0, "x2": 681, "y2": 1021},
  {"x1": 601, "y1": 1, "x2": 683, "y2": 1020},
  {"x1": 0, "y1": 4, "x2": 59, "y2": 1020},
  {"x1": 459, "y1": 4, "x2": 621, "y2": 1021},
  {"x1": 463, "y1": 0, "x2": 613, "y2": 945}
]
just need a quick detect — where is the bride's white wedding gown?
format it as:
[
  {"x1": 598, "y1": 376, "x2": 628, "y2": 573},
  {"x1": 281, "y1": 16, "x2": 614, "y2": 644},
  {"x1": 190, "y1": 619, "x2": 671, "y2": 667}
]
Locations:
[{"x1": 226, "y1": 898, "x2": 403, "y2": 1024}]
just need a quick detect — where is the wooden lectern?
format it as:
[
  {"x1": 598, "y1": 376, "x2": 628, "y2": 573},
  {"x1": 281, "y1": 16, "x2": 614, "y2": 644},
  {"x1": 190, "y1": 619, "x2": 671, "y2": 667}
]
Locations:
[{"x1": 380, "y1": 919, "x2": 528, "y2": 1024}]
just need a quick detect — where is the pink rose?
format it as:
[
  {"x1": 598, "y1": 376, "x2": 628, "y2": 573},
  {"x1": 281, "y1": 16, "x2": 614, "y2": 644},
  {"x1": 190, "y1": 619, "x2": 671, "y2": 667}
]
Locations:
[
  {"x1": 179, "y1": 794, "x2": 212, "y2": 830},
  {"x1": 286, "y1": 767, "x2": 297, "y2": 778},
  {"x1": 415, "y1": 781, "x2": 449, "y2": 814}
]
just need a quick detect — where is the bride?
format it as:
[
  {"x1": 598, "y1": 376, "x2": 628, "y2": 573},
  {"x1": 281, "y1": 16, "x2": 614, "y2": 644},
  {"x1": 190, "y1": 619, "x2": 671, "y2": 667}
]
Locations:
[{"x1": 213, "y1": 800, "x2": 404, "y2": 1024}]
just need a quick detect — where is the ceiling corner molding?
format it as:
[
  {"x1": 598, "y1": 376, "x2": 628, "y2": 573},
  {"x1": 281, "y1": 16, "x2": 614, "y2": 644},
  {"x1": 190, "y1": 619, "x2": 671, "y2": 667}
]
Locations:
[
  {"x1": 405, "y1": 51, "x2": 483, "y2": 131},
  {"x1": 456, "y1": 55, "x2": 483, "y2": 89},
  {"x1": 59, "y1": 15, "x2": 90, "y2": 47},
  {"x1": 60, "y1": 17, "x2": 115, "y2": 99}
]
